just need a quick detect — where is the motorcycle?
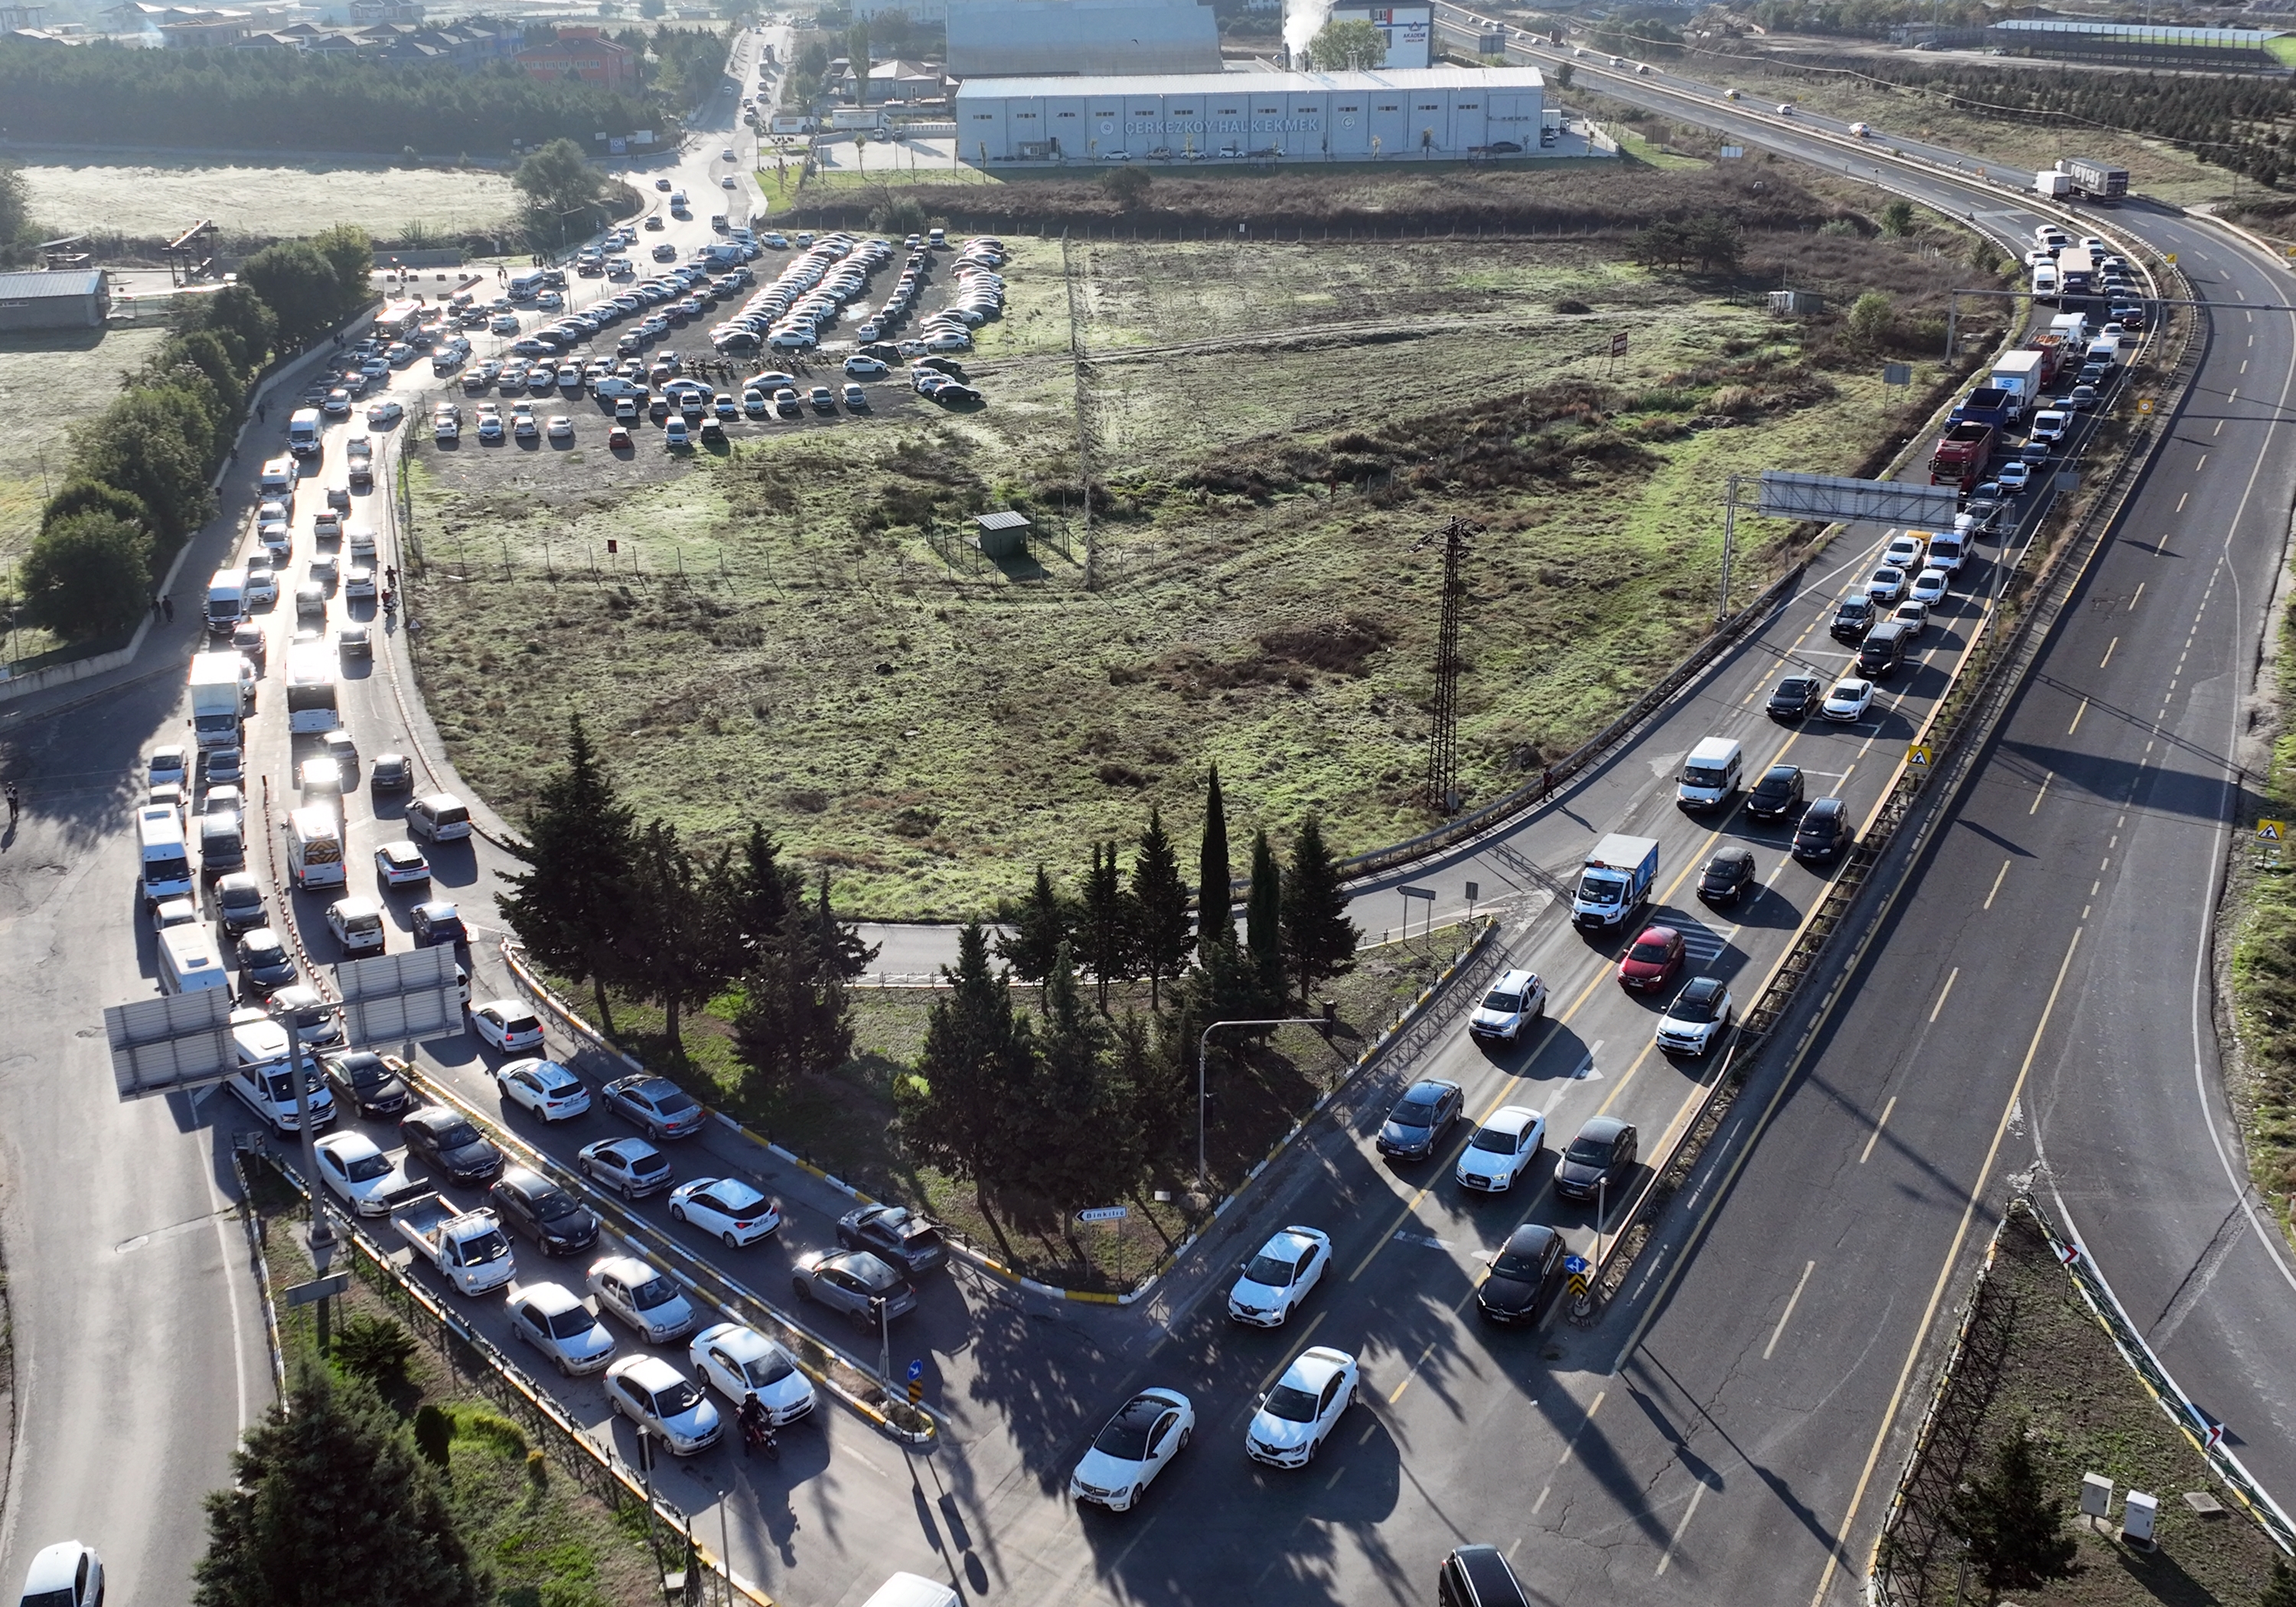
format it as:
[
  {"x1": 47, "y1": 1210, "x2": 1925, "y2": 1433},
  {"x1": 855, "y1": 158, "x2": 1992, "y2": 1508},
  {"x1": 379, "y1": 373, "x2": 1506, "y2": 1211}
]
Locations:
[{"x1": 739, "y1": 1407, "x2": 778, "y2": 1460}]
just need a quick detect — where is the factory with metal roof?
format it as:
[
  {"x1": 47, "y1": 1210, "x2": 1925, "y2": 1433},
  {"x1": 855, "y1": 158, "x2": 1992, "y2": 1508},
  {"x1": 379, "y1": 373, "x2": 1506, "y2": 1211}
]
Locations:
[
  {"x1": 954, "y1": 64, "x2": 1544, "y2": 162},
  {"x1": 0, "y1": 269, "x2": 111, "y2": 332}
]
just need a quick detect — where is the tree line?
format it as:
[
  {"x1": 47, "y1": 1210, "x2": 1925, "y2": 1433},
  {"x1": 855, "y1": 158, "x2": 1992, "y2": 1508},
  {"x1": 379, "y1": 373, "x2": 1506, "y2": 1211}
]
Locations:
[
  {"x1": 498, "y1": 715, "x2": 875, "y2": 1094},
  {"x1": 899, "y1": 762, "x2": 1359, "y2": 1240},
  {"x1": 11, "y1": 225, "x2": 373, "y2": 643},
  {"x1": 0, "y1": 27, "x2": 725, "y2": 158}
]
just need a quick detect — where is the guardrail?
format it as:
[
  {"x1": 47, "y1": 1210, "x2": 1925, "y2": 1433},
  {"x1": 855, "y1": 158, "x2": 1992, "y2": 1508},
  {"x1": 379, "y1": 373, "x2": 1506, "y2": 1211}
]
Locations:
[{"x1": 243, "y1": 1140, "x2": 778, "y2": 1605}]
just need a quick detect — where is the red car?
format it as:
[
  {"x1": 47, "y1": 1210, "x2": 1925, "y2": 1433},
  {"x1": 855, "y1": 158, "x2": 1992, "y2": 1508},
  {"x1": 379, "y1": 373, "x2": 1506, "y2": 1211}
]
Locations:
[
  {"x1": 1617, "y1": 925, "x2": 1685, "y2": 992},
  {"x1": 608, "y1": 423, "x2": 633, "y2": 450}
]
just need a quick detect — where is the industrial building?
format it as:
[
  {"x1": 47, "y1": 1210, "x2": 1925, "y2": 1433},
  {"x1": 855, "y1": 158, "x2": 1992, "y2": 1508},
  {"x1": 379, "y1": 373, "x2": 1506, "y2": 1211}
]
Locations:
[
  {"x1": 954, "y1": 64, "x2": 1542, "y2": 161},
  {"x1": 0, "y1": 269, "x2": 110, "y2": 332},
  {"x1": 1328, "y1": 5, "x2": 1432, "y2": 70},
  {"x1": 947, "y1": 0, "x2": 1221, "y2": 78}
]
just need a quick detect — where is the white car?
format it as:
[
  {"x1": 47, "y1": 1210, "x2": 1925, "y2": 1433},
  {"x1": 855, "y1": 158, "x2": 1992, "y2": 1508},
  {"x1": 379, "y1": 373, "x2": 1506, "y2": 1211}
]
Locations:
[
  {"x1": 507, "y1": 1281, "x2": 617, "y2": 1376},
  {"x1": 148, "y1": 745, "x2": 188, "y2": 790},
  {"x1": 1069, "y1": 1387, "x2": 1195, "y2": 1512},
  {"x1": 668, "y1": 1177, "x2": 783, "y2": 1247},
  {"x1": 547, "y1": 416, "x2": 574, "y2": 441},
  {"x1": 1822, "y1": 677, "x2": 1875, "y2": 722},
  {"x1": 1997, "y1": 461, "x2": 2033, "y2": 493},
  {"x1": 471, "y1": 999, "x2": 546, "y2": 1053},
  {"x1": 150, "y1": 896, "x2": 200, "y2": 934},
  {"x1": 1467, "y1": 967, "x2": 1547, "y2": 1041},
  {"x1": 843, "y1": 355, "x2": 889, "y2": 377},
  {"x1": 1892, "y1": 600, "x2": 1930, "y2": 637},
  {"x1": 604, "y1": 1354, "x2": 721, "y2": 1455},
  {"x1": 1910, "y1": 567, "x2": 1951, "y2": 605},
  {"x1": 1453, "y1": 1105, "x2": 1548, "y2": 1193},
  {"x1": 1226, "y1": 1226, "x2": 1333, "y2": 1326},
  {"x1": 1881, "y1": 534, "x2": 1926, "y2": 571},
  {"x1": 373, "y1": 839, "x2": 431, "y2": 888},
  {"x1": 1864, "y1": 566, "x2": 1908, "y2": 604},
  {"x1": 1848, "y1": 120, "x2": 1870, "y2": 136},
  {"x1": 312, "y1": 1129, "x2": 420, "y2": 1216},
  {"x1": 325, "y1": 895, "x2": 385, "y2": 955},
  {"x1": 366, "y1": 400, "x2": 403, "y2": 427},
  {"x1": 1245, "y1": 1346, "x2": 1359, "y2": 1468},
  {"x1": 344, "y1": 565, "x2": 377, "y2": 601},
  {"x1": 1655, "y1": 976, "x2": 1734, "y2": 1056},
  {"x1": 588, "y1": 1254, "x2": 701, "y2": 1343},
  {"x1": 497, "y1": 1057, "x2": 592, "y2": 1122},
  {"x1": 690, "y1": 1321, "x2": 818, "y2": 1424}
]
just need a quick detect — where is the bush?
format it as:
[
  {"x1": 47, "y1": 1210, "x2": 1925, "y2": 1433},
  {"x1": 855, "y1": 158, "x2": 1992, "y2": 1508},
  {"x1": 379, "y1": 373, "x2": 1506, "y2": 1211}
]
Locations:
[
  {"x1": 331, "y1": 1312, "x2": 419, "y2": 1384},
  {"x1": 1879, "y1": 199, "x2": 1916, "y2": 237},
  {"x1": 1848, "y1": 290, "x2": 1895, "y2": 347},
  {"x1": 18, "y1": 510, "x2": 151, "y2": 641},
  {"x1": 867, "y1": 194, "x2": 929, "y2": 236}
]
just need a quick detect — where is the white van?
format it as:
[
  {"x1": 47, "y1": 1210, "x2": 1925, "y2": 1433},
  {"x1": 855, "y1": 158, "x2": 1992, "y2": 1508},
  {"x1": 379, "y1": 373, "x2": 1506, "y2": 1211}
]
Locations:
[
  {"x1": 227, "y1": 1014, "x2": 337, "y2": 1136},
  {"x1": 138, "y1": 804, "x2": 195, "y2": 906},
  {"x1": 1677, "y1": 736, "x2": 1743, "y2": 811},
  {"x1": 407, "y1": 793, "x2": 472, "y2": 843},
  {"x1": 287, "y1": 406, "x2": 324, "y2": 457},
  {"x1": 1925, "y1": 531, "x2": 1968, "y2": 574},
  {"x1": 259, "y1": 455, "x2": 297, "y2": 494},
  {"x1": 285, "y1": 804, "x2": 346, "y2": 890},
  {"x1": 859, "y1": 1576, "x2": 960, "y2": 1607},
  {"x1": 205, "y1": 567, "x2": 248, "y2": 633},
  {"x1": 2030, "y1": 262, "x2": 2060, "y2": 302},
  {"x1": 158, "y1": 924, "x2": 230, "y2": 995}
]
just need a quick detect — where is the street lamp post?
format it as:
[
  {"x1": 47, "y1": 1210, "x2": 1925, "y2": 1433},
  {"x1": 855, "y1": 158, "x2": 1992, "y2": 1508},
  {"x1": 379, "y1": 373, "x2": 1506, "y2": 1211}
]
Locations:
[
  {"x1": 1198, "y1": 1012, "x2": 1336, "y2": 1184},
  {"x1": 285, "y1": 1014, "x2": 336, "y2": 1273}
]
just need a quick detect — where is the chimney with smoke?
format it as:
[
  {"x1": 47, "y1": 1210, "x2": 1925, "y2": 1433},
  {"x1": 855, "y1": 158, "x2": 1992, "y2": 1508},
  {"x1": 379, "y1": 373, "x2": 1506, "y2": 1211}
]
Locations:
[{"x1": 1284, "y1": 0, "x2": 1331, "y2": 67}]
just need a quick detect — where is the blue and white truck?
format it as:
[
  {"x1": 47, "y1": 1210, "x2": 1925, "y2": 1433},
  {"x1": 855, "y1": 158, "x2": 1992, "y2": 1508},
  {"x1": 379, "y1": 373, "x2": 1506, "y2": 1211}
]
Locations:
[{"x1": 1572, "y1": 833, "x2": 1659, "y2": 932}]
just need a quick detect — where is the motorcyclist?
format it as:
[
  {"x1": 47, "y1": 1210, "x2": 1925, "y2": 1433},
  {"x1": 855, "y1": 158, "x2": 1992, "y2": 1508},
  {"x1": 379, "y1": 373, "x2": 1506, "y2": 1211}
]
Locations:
[{"x1": 738, "y1": 1393, "x2": 772, "y2": 1456}]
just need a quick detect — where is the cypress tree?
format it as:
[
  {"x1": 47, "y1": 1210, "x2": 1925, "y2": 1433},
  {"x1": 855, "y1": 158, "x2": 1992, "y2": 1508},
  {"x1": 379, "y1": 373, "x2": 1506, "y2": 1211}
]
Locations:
[
  {"x1": 899, "y1": 922, "x2": 1030, "y2": 1240},
  {"x1": 997, "y1": 864, "x2": 1072, "y2": 1003},
  {"x1": 1280, "y1": 814, "x2": 1358, "y2": 1003},
  {"x1": 1245, "y1": 828, "x2": 1284, "y2": 1005},
  {"x1": 1945, "y1": 1421, "x2": 2080, "y2": 1597},
  {"x1": 1078, "y1": 840, "x2": 1137, "y2": 1009},
  {"x1": 1130, "y1": 805, "x2": 1194, "y2": 1009},
  {"x1": 1197, "y1": 764, "x2": 1231, "y2": 947},
  {"x1": 497, "y1": 713, "x2": 637, "y2": 1032}
]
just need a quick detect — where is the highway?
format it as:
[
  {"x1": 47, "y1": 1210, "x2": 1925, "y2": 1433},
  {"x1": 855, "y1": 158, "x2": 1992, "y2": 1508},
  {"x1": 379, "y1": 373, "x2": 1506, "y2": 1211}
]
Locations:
[{"x1": 5, "y1": 21, "x2": 2294, "y2": 1607}]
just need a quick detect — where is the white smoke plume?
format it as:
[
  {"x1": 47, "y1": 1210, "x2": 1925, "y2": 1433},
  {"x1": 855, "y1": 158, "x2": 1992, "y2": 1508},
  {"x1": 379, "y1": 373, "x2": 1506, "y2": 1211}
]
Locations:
[{"x1": 1284, "y1": 0, "x2": 1332, "y2": 66}]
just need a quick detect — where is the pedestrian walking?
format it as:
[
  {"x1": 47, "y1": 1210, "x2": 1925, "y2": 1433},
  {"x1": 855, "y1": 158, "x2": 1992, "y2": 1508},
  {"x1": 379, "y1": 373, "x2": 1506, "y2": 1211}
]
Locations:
[
  {"x1": 258, "y1": 401, "x2": 268, "y2": 423},
  {"x1": 5, "y1": 784, "x2": 18, "y2": 828},
  {"x1": 151, "y1": 597, "x2": 163, "y2": 624},
  {"x1": 161, "y1": 595, "x2": 174, "y2": 623}
]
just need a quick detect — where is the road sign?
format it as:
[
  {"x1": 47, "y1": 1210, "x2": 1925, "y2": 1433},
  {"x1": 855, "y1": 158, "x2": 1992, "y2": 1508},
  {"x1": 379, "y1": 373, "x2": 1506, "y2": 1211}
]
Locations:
[
  {"x1": 909, "y1": 1379, "x2": 924, "y2": 1407},
  {"x1": 2057, "y1": 1241, "x2": 2082, "y2": 1267},
  {"x1": 2164, "y1": 253, "x2": 2177, "y2": 264},
  {"x1": 1397, "y1": 884, "x2": 1436, "y2": 901},
  {"x1": 1076, "y1": 1205, "x2": 1128, "y2": 1223},
  {"x1": 1907, "y1": 742, "x2": 1934, "y2": 768},
  {"x1": 1564, "y1": 1254, "x2": 1590, "y2": 1276},
  {"x1": 285, "y1": 1273, "x2": 351, "y2": 1308},
  {"x1": 907, "y1": 1358, "x2": 925, "y2": 1381},
  {"x1": 2258, "y1": 820, "x2": 2287, "y2": 842},
  {"x1": 2138, "y1": 396, "x2": 2154, "y2": 415},
  {"x1": 1882, "y1": 362, "x2": 1912, "y2": 386},
  {"x1": 1609, "y1": 330, "x2": 1628, "y2": 357}
]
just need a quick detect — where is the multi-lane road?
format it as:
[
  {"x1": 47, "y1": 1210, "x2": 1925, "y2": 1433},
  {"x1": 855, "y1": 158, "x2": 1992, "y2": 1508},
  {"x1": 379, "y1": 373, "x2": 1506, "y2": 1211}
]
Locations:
[{"x1": 5, "y1": 27, "x2": 2296, "y2": 1607}]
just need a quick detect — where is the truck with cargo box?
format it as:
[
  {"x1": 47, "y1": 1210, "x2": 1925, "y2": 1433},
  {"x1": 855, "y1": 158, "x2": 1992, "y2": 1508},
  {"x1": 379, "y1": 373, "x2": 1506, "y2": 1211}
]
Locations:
[
  {"x1": 1572, "y1": 833, "x2": 1659, "y2": 931},
  {"x1": 1929, "y1": 421, "x2": 1996, "y2": 491}
]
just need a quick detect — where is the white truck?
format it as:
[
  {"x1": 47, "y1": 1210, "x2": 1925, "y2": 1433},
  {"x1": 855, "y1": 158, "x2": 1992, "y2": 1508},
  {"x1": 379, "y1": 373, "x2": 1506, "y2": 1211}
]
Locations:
[
  {"x1": 188, "y1": 651, "x2": 243, "y2": 750},
  {"x1": 393, "y1": 1194, "x2": 517, "y2": 1296},
  {"x1": 1987, "y1": 350, "x2": 2048, "y2": 416},
  {"x1": 2033, "y1": 169, "x2": 2073, "y2": 200},
  {"x1": 1571, "y1": 833, "x2": 1659, "y2": 933},
  {"x1": 204, "y1": 567, "x2": 247, "y2": 634}
]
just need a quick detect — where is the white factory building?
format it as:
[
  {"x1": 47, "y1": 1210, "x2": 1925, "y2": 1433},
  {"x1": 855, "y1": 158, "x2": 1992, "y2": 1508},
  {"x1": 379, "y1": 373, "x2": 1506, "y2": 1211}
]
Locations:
[{"x1": 954, "y1": 65, "x2": 1544, "y2": 161}]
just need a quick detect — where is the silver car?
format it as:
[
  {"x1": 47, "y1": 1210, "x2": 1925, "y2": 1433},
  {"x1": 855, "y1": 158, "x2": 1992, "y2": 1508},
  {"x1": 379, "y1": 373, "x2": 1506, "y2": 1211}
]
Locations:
[
  {"x1": 790, "y1": 1249, "x2": 915, "y2": 1325},
  {"x1": 507, "y1": 1281, "x2": 616, "y2": 1376}
]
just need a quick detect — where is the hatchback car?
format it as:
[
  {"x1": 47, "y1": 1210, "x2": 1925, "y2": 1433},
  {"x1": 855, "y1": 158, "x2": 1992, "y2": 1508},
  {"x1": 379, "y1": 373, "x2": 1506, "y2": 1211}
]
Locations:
[
  {"x1": 835, "y1": 1203, "x2": 947, "y2": 1276},
  {"x1": 669, "y1": 1177, "x2": 781, "y2": 1247},
  {"x1": 604, "y1": 1074, "x2": 707, "y2": 1139},
  {"x1": 1766, "y1": 674, "x2": 1821, "y2": 720},
  {"x1": 1071, "y1": 1388, "x2": 1195, "y2": 1512},
  {"x1": 1910, "y1": 567, "x2": 1951, "y2": 606},
  {"x1": 1476, "y1": 1222, "x2": 1567, "y2": 1325},
  {"x1": 1466, "y1": 969, "x2": 1547, "y2": 1042},
  {"x1": 400, "y1": 1105, "x2": 504, "y2": 1187},
  {"x1": 373, "y1": 839, "x2": 431, "y2": 889},
  {"x1": 236, "y1": 927, "x2": 297, "y2": 993},
  {"x1": 591, "y1": 1254, "x2": 703, "y2": 1344},
  {"x1": 1454, "y1": 1106, "x2": 1548, "y2": 1193},
  {"x1": 508, "y1": 1281, "x2": 616, "y2": 1376},
  {"x1": 15, "y1": 1541, "x2": 103, "y2": 1607},
  {"x1": 497, "y1": 1057, "x2": 590, "y2": 1122},
  {"x1": 314, "y1": 1129, "x2": 423, "y2": 1216},
  {"x1": 471, "y1": 999, "x2": 545, "y2": 1053},
  {"x1": 1226, "y1": 1225, "x2": 1333, "y2": 1326},
  {"x1": 1245, "y1": 1346, "x2": 1359, "y2": 1468},
  {"x1": 410, "y1": 901, "x2": 467, "y2": 949},
  {"x1": 1376, "y1": 1077, "x2": 1464, "y2": 1159},
  {"x1": 579, "y1": 1135, "x2": 673, "y2": 1199},
  {"x1": 1744, "y1": 764, "x2": 1805, "y2": 821},
  {"x1": 1617, "y1": 926, "x2": 1686, "y2": 991},
  {"x1": 1554, "y1": 1116, "x2": 1638, "y2": 1202},
  {"x1": 1697, "y1": 846, "x2": 1756, "y2": 905},
  {"x1": 214, "y1": 871, "x2": 269, "y2": 937},
  {"x1": 690, "y1": 1321, "x2": 818, "y2": 1423},
  {"x1": 489, "y1": 1166, "x2": 600, "y2": 1256},
  {"x1": 605, "y1": 1353, "x2": 719, "y2": 1452},
  {"x1": 1793, "y1": 797, "x2": 1854, "y2": 861},
  {"x1": 790, "y1": 1248, "x2": 916, "y2": 1324},
  {"x1": 1822, "y1": 677, "x2": 1875, "y2": 722},
  {"x1": 1655, "y1": 976, "x2": 1734, "y2": 1056},
  {"x1": 369, "y1": 752, "x2": 414, "y2": 791}
]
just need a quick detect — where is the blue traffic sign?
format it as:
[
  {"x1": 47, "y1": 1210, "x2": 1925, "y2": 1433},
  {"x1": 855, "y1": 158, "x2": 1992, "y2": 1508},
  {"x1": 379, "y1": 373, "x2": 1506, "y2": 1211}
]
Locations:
[
  {"x1": 1563, "y1": 1254, "x2": 1591, "y2": 1276},
  {"x1": 907, "y1": 1358, "x2": 925, "y2": 1382}
]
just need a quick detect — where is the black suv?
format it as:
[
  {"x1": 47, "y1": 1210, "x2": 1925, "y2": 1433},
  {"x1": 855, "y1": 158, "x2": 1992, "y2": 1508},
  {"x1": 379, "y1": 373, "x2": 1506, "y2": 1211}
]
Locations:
[
  {"x1": 400, "y1": 1106, "x2": 505, "y2": 1187},
  {"x1": 490, "y1": 1166, "x2": 600, "y2": 1256},
  {"x1": 1830, "y1": 595, "x2": 1875, "y2": 644},
  {"x1": 323, "y1": 1050, "x2": 413, "y2": 1119},
  {"x1": 1744, "y1": 764, "x2": 1806, "y2": 822},
  {"x1": 1697, "y1": 846, "x2": 1756, "y2": 905},
  {"x1": 1792, "y1": 797, "x2": 1853, "y2": 862}
]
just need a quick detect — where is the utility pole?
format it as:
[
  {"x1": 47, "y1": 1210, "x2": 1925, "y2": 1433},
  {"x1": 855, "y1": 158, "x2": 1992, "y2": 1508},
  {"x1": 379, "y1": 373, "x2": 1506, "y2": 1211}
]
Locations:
[
  {"x1": 1062, "y1": 228, "x2": 1097, "y2": 589},
  {"x1": 1417, "y1": 517, "x2": 1474, "y2": 814}
]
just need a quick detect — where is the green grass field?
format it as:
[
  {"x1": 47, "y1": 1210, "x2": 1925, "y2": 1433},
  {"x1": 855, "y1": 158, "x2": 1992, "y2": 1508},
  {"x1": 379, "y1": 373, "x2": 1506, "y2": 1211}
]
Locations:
[{"x1": 407, "y1": 222, "x2": 1961, "y2": 918}]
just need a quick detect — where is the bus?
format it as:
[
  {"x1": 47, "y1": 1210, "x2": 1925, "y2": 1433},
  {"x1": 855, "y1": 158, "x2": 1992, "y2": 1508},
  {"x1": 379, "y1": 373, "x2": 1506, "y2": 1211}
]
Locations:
[
  {"x1": 507, "y1": 269, "x2": 547, "y2": 302},
  {"x1": 283, "y1": 641, "x2": 339, "y2": 735},
  {"x1": 373, "y1": 298, "x2": 427, "y2": 341}
]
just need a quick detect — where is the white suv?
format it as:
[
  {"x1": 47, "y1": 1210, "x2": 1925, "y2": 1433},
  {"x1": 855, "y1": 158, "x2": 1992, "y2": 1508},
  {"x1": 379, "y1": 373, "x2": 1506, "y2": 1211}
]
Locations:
[{"x1": 1467, "y1": 969, "x2": 1548, "y2": 1042}]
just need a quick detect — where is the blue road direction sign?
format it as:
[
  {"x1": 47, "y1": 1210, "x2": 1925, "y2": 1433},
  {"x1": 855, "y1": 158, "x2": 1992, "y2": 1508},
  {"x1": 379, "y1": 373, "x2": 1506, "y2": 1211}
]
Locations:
[{"x1": 907, "y1": 1358, "x2": 925, "y2": 1382}]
